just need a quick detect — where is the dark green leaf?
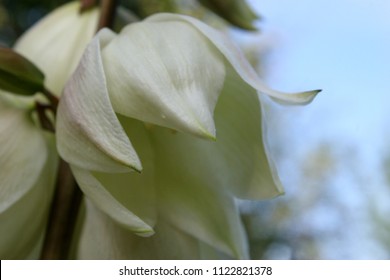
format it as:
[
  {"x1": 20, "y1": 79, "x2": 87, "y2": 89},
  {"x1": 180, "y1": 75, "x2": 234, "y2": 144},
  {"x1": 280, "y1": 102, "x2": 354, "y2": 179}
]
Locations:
[{"x1": 0, "y1": 47, "x2": 45, "y2": 96}]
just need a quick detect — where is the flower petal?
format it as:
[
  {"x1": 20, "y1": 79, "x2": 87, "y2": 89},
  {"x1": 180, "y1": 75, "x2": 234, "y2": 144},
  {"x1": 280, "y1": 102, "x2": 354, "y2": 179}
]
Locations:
[
  {"x1": 101, "y1": 20, "x2": 226, "y2": 139},
  {"x1": 70, "y1": 116, "x2": 157, "y2": 237},
  {"x1": 150, "y1": 127, "x2": 249, "y2": 259},
  {"x1": 77, "y1": 200, "x2": 201, "y2": 259},
  {"x1": 212, "y1": 67, "x2": 284, "y2": 199},
  {"x1": 146, "y1": 13, "x2": 321, "y2": 105},
  {"x1": 56, "y1": 29, "x2": 142, "y2": 173},
  {"x1": 0, "y1": 102, "x2": 58, "y2": 258},
  {"x1": 71, "y1": 167, "x2": 154, "y2": 237},
  {"x1": 0, "y1": 100, "x2": 47, "y2": 211},
  {"x1": 143, "y1": 68, "x2": 283, "y2": 201},
  {"x1": 0, "y1": 143, "x2": 57, "y2": 259},
  {"x1": 15, "y1": 1, "x2": 99, "y2": 97}
]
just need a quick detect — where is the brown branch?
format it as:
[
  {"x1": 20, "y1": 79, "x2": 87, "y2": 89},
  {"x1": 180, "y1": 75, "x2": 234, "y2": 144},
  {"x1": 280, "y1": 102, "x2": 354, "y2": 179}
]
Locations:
[
  {"x1": 35, "y1": 102, "x2": 55, "y2": 132},
  {"x1": 97, "y1": 0, "x2": 118, "y2": 30},
  {"x1": 79, "y1": 0, "x2": 98, "y2": 13},
  {"x1": 42, "y1": 87, "x2": 59, "y2": 114},
  {"x1": 40, "y1": 160, "x2": 82, "y2": 259}
]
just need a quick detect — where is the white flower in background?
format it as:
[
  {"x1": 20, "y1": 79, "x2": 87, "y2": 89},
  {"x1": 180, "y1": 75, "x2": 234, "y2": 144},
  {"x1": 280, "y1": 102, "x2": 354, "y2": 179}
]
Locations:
[
  {"x1": 0, "y1": 98, "x2": 58, "y2": 259},
  {"x1": 0, "y1": 1, "x2": 98, "y2": 259},
  {"x1": 15, "y1": 1, "x2": 99, "y2": 97},
  {"x1": 56, "y1": 13, "x2": 320, "y2": 259}
]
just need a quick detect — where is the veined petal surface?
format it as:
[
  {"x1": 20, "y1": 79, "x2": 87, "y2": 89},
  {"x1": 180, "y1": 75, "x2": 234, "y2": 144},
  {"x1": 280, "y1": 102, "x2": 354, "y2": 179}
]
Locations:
[
  {"x1": 150, "y1": 127, "x2": 249, "y2": 259},
  {"x1": 70, "y1": 117, "x2": 157, "y2": 236},
  {"x1": 0, "y1": 100, "x2": 47, "y2": 211},
  {"x1": 56, "y1": 29, "x2": 142, "y2": 173},
  {"x1": 15, "y1": 1, "x2": 99, "y2": 97},
  {"x1": 77, "y1": 200, "x2": 201, "y2": 259},
  {"x1": 71, "y1": 167, "x2": 154, "y2": 237},
  {"x1": 213, "y1": 68, "x2": 284, "y2": 199},
  {"x1": 0, "y1": 101, "x2": 58, "y2": 258},
  {"x1": 146, "y1": 13, "x2": 321, "y2": 105},
  {"x1": 101, "y1": 21, "x2": 226, "y2": 139}
]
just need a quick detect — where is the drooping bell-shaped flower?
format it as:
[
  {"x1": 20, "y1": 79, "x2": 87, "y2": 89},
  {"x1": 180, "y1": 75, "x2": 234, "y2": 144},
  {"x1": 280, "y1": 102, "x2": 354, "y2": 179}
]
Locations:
[
  {"x1": 57, "y1": 13, "x2": 320, "y2": 259},
  {"x1": 0, "y1": 1, "x2": 99, "y2": 259}
]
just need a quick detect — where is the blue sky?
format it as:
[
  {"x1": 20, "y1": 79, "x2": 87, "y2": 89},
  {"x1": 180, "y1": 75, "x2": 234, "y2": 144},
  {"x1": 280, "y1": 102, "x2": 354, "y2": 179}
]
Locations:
[{"x1": 244, "y1": 0, "x2": 390, "y2": 258}]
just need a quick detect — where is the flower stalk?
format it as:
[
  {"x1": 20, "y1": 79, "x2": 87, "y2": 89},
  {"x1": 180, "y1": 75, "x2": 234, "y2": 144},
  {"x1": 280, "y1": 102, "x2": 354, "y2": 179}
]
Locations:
[
  {"x1": 97, "y1": 0, "x2": 117, "y2": 30},
  {"x1": 40, "y1": 161, "x2": 81, "y2": 259},
  {"x1": 79, "y1": 0, "x2": 98, "y2": 13},
  {"x1": 42, "y1": 87, "x2": 59, "y2": 114},
  {"x1": 35, "y1": 102, "x2": 55, "y2": 132}
]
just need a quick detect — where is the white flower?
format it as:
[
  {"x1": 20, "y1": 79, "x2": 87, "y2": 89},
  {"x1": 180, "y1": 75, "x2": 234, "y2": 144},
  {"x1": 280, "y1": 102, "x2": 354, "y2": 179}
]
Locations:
[
  {"x1": 0, "y1": 98, "x2": 58, "y2": 259},
  {"x1": 15, "y1": 1, "x2": 99, "y2": 97},
  {"x1": 0, "y1": 1, "x2": 99, "y2": 259},
  {"x1": 56, "y1": 13, "x2": 320, "y2": 259}
]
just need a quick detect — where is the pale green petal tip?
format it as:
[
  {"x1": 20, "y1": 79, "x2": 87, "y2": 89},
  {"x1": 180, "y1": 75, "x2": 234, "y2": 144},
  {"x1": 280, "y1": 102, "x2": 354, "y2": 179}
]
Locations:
[
  {"x1": 199, "y1": 128, "x2": 217, "y2": 141},
  {"x1": 120, "y1": 162, "x2": 142, "y2": 174},
  {"x1": 300, "y1": 89, "x2": 322, "y2": 104},
  {"x1": 133, "y1": 228, "x2": 155, "y2": 238},
  {"x1": 249, "y1": 184, "x2": 285, "y2": 201},
  {"x1": 97, "y1": 149, "x2": 142, "y2": 173},
  {"x1": 122, "y1": 157, "x2": 142, "y2": 173},
  {"x1": 274, "y1": 187, "x2": 286, "y2": 198},
  {"x1": 207, "y1": 134, "x2": 217, "y2": 142},
  {"x1": 184, "y1": 121, "x2": 217, "y2": 141},
  {"x1": 263, "y1": 166, "x2": 286, "y2": 200},
  {"x1": 271, "y1": 89, "x2": 322, "y2": 106},
  {"x1": 118, "y1": 221, "x2": 154, "y2": 237}
]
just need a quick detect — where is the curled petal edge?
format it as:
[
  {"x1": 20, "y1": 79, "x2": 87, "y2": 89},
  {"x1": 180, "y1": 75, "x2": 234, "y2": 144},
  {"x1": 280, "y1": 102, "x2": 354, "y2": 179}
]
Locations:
[
  {"x1": 146, "y1": 13, "x2": 321, "y2": 105},
  {"x1": 56, "y1": 29, "x2": 142, "y2": 173},
  {"x1": 71, "y1": 166, "x2": 154, "y2": 237}
]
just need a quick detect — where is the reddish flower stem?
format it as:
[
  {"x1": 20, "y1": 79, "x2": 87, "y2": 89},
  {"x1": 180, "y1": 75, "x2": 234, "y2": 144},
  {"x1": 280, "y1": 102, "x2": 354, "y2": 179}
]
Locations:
[
  {"x1": 97, "y1": 0, "x2": 117, "y2": 30},
  {"x1": 40, "y1": 161, "x2": 81, "y2": 259}
]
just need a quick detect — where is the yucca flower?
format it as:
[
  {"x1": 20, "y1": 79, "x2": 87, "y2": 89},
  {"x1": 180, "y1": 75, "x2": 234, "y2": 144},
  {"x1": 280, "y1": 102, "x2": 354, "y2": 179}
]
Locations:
[{"x1": 56, "y1": 13, "x2": 320, "y2": 259}]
